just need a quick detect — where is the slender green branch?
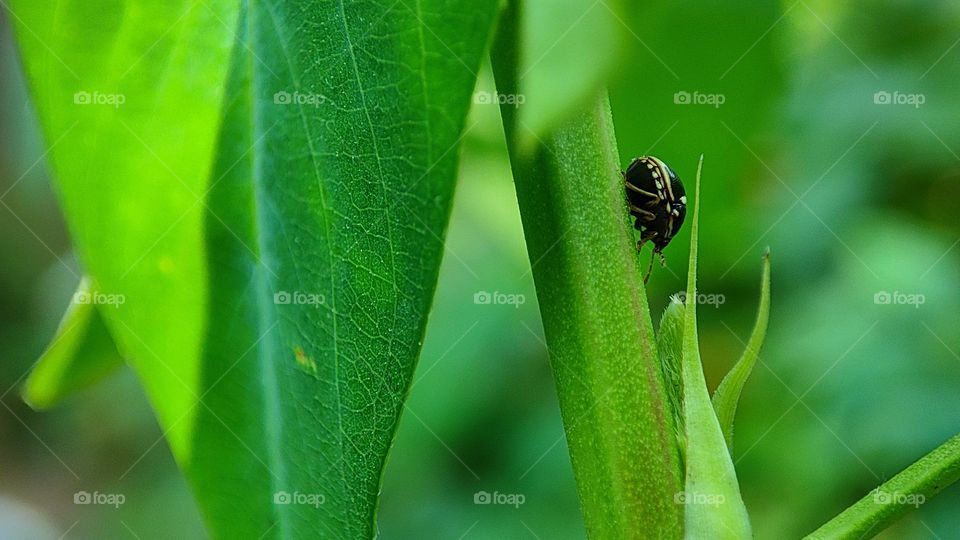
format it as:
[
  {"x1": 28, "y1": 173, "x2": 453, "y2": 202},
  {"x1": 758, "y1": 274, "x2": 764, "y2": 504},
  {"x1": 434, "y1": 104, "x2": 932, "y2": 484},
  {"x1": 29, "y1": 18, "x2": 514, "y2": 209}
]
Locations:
[{"x1": 806, "y1": 433, "x2": 960, "y2": 539}]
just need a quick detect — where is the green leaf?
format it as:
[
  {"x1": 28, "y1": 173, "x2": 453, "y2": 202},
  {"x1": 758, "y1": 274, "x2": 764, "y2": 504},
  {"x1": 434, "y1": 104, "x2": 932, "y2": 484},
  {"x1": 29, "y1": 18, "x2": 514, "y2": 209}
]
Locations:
[
  {"x1": 513, "y1": 0, "x2": 628, "y2": 150},
  {"x1": 23, "y1": 278, "x2": 125, "y2": 410},
  {"x1": 492, "y1": 6, "x2": 683, "y2": 534},
  {"x1": 657, "y1": 295, "x2": 686, "y2": 460},
  {"x1": 806, "y1": 433, "x2": 960, "y2": 539},
  {"x1": 680, "y1": 156, "x2": 752, "y2": 539},
  {"x1": 712, "y1": 249, "x2": 771, "y2": 451},
  {"x1": 12, "y1": 0, "x2": 499, "y2": 536},
  {"x1": 10, "y1": 0, "x2": 238, "y2": 456}
]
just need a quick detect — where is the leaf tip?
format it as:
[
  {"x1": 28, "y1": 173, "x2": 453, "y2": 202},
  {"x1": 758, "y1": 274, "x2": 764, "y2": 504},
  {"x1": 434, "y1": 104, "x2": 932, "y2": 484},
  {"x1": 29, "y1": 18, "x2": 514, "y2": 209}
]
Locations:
[{"x1": 20, "y1": 385, "x2": 44, "y2": 411}]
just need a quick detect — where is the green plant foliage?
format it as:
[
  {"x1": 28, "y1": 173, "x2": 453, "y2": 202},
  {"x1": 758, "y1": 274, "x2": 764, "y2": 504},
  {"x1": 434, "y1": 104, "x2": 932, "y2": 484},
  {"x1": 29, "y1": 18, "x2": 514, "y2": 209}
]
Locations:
[
  {"x1": 712, "y1": 249, "x2": 771, "y2": 451},
  {"x1": 23, "y1": 278, "x2": 125, "y2": 409},
  {"x1": 10, "y1": 0, "x2": 239, "y2": 456},
  {"x1": 11, "y1": 0, "x2": 499, "y2": 536},
  {"x1": 656, "y1": 295, "x2": 686, "y2": 460},
  {"x1": 680, "y1": 157, "x2": 751, "y2": 539},
  {"x1": 513, "y1": 0, "x2": 629, "y2": 149},
  {"x1": 657, "y1": 250, "x2": 771, "y2": 474}
]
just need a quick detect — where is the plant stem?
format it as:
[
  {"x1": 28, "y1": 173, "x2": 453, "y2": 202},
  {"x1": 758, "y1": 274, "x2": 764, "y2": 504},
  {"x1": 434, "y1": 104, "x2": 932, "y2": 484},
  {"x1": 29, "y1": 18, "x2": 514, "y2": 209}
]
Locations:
[
  {"x1": 806, "y1": 433, "x2": 960, "y2": 539},
  {"x1": 491, "y1": 7, "x2": 683, "y2": 533},
  {"x1": 513, "y1": 91, "x2": 684, "y2": 537}
]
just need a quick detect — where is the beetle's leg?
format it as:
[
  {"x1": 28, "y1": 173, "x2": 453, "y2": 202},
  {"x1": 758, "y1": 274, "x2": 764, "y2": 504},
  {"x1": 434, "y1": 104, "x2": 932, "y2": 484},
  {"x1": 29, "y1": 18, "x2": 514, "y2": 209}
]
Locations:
[
  {"x1": 629, "y1": 204, "x2": 656, "y2": 221},
  {"x1": 643, "y1": 250, "x2": 656, "y2": 284},
  {"x1": 657, "y1": 250, "x2": 667, "y2": 267},
  {"x1": 625, "y1": 182, "x2": 660, "y2": 201},
  {"x1": 637, "y1": 230, "x2": 658, "y2": 251}
]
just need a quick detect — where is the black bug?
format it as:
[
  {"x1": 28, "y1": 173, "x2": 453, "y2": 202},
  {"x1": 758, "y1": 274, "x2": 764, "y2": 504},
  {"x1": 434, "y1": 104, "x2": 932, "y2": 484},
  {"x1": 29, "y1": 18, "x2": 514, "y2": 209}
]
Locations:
[{"x1": 623, "y1": 156, "x2": 687, "y2": 283}]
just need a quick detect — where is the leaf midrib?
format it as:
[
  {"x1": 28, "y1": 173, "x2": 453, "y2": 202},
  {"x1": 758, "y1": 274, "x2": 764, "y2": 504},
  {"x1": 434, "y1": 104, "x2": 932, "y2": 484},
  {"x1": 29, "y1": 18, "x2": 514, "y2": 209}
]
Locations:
[{"x1": 254, "y1": 2, "x2": 348, "y2": 536}]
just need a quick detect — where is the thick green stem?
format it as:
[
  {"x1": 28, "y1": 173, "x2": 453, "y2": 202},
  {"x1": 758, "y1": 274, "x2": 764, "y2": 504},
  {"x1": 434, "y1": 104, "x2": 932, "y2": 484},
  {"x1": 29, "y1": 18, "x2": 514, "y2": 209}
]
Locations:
[
  {"x1": 509, "y1": 91, "x2": 684, "y2": 538},
  {"x1": 491, "y1": 6, "x2": 683, "y2": 535},
  {"x1": 806, "y1": 433, "x2": 960, "y2": 539}
]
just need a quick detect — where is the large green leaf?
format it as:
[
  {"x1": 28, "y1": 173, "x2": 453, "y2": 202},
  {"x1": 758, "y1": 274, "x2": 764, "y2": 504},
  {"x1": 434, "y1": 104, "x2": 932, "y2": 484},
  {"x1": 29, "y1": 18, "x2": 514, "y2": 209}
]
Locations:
[
  {"x1": 10, "y1": 0, "x2": 238, "y2": 457},
  {"x1": 10, "y1": 0, "x2": 498, "y2": 536}
]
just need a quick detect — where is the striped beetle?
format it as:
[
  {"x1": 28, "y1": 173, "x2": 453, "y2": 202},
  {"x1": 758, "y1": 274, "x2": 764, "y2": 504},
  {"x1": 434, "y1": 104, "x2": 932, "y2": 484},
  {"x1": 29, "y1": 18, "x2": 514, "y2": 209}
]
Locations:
[{"x1": 623, "y1": 156, "x2": 687, "y2": 283}]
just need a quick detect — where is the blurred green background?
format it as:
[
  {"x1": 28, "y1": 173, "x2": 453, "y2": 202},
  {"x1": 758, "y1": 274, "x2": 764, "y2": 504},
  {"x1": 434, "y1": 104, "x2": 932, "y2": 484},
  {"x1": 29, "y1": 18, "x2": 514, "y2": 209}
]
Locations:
[{"x1": 2, "y1": 0, "x2": 959, "y2": 538}]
